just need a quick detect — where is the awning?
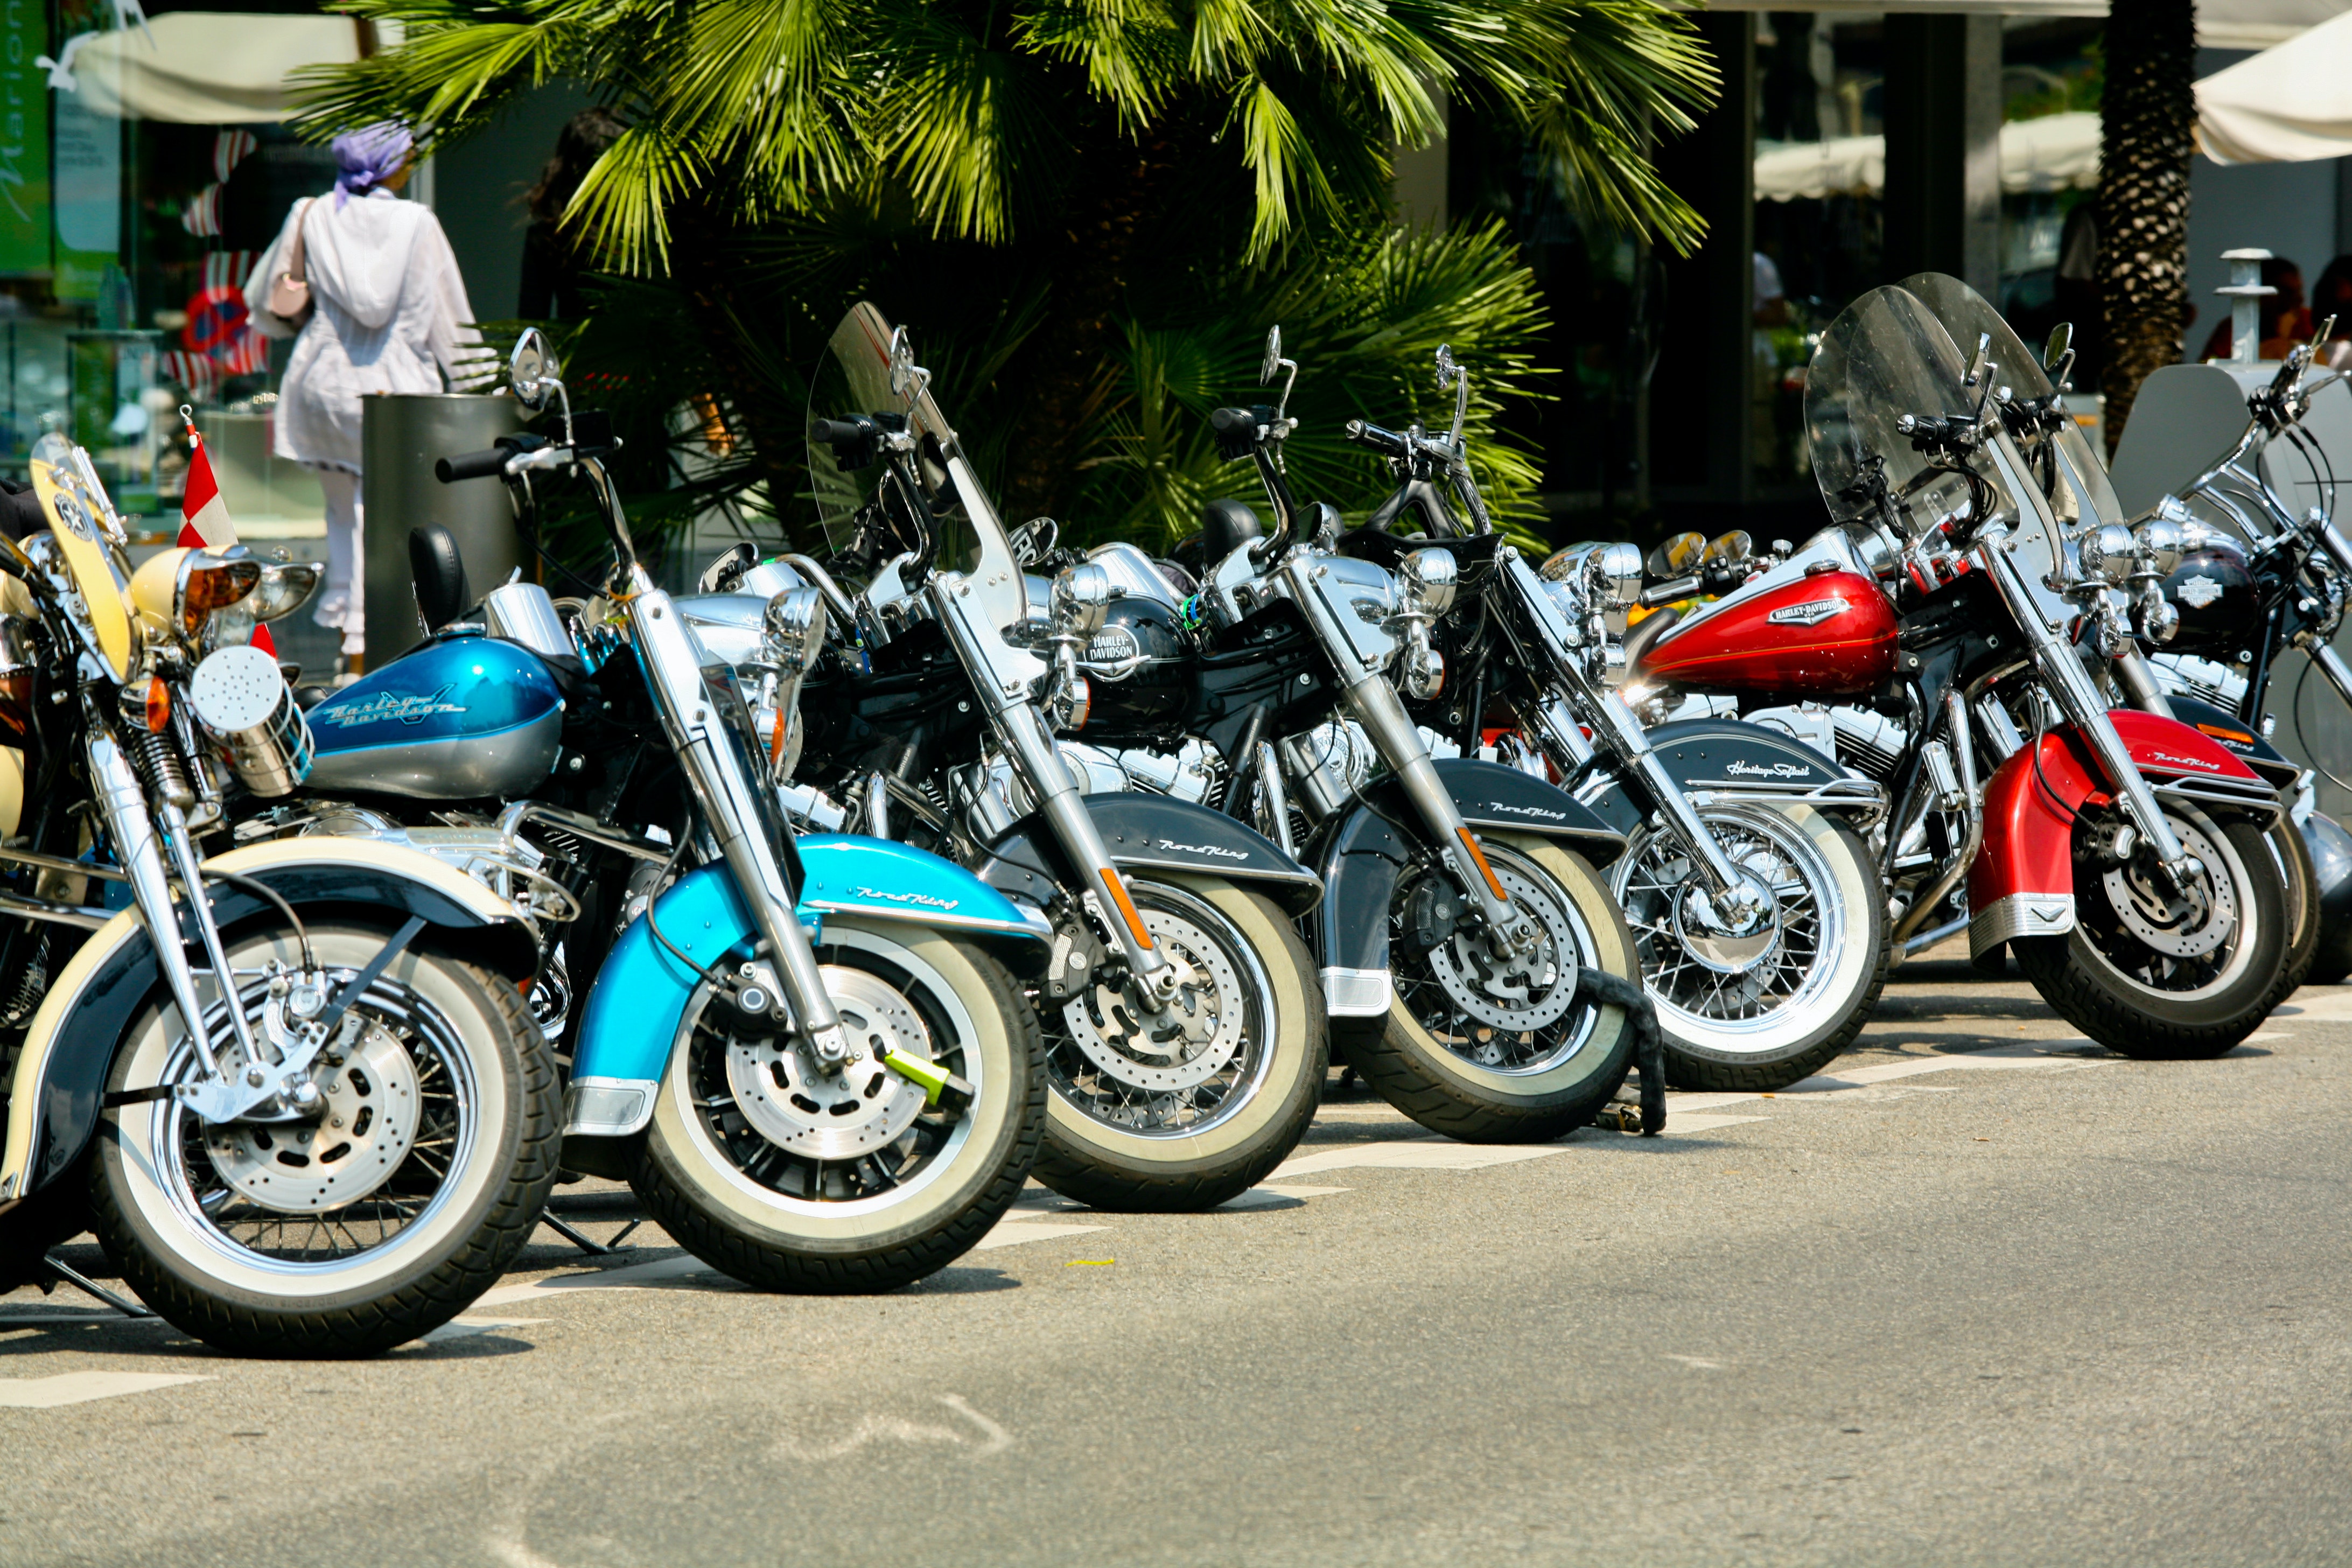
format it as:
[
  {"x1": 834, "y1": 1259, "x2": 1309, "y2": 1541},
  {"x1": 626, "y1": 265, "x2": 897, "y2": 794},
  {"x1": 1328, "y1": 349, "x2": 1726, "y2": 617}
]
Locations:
[
  {"x1": 44, "y1": 12, "x2": 375, "y2": 124},
  {"x1": 2197, "y1": 8, "x2": 2352, "y2": 163},
  {"x1": 1755, "y1": 111, "x2": 2099, "y2": 202},
  {"x1": 1669, "y1": 1, "x2": 2347, "y2": 49}
]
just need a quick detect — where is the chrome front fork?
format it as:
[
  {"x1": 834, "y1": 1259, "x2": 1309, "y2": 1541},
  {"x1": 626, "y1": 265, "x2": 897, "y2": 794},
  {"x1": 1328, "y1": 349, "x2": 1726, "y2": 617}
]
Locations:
[
  {"x1": 625, "y1": 566, "x2": 851, "y2": 1066},
  {"x1": 930, "y1": 579, "x2": 1177, "y2": 1001},
  {"x1": 1972, "y1": 528, "x2": 2193, "y2": 873},
  {"x1": 88, "y1": 731, "x2": 258, "y2": 1085},
  {"x1": 1501, "y1": 556, "x2": 1756, "y2": 908}
]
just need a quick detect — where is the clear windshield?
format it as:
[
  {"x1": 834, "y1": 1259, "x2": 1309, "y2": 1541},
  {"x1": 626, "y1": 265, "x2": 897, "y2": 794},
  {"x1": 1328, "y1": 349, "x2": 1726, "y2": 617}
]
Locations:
[
  {"x1": 1804, "y1": 284, "x2": 1980, "y2": 539},
  {"x1": 805, "y1": 304, "x2": 1027, "y2": 625},
  {"x1": 1899, "y1": 271, "x2": 2123, "y2": 530}
]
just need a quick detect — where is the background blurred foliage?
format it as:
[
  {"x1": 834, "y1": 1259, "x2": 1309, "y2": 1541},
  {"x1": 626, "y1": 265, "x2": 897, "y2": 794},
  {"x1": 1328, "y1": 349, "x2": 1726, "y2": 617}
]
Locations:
[{"x1": 302, "y1": 0, "x2": 1717, "y2": 566}]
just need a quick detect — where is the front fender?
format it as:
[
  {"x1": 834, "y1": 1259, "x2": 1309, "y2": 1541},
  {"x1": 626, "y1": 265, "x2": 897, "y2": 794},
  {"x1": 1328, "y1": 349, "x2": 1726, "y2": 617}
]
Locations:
[
  {"x1": 1307, "y1": 762, "x2": 1621, "y2": 1017},
  {"x1": 1360, "y1": 758, "x2": 1627, "y2": 867},
  {"x1": 0, "y1": 838, "x2": 534, "y2": 1208},
  {"x1": 1964, "y1": 712, "x2": 2280, "y2": 959},
  {"x1": 566, "y1": 841, "x2": 1048, "y2": 1137},
  {"x1": 1571, "y1": 718, "x2": 1879, "y2": 834},
  {"x1": 972, "y1": 792, "x2": 1323, "y2": 916}
]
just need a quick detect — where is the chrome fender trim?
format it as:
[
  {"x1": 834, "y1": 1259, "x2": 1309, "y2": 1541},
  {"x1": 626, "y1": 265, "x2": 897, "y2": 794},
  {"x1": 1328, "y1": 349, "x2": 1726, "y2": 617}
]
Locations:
[{"x1": 1969, "y1": 892, "x2": 2075, "y2": 957}]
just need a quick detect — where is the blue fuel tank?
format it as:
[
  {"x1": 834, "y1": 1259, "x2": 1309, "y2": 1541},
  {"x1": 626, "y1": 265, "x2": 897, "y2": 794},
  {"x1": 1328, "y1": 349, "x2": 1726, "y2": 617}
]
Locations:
[{"x1": 306, "y1": 635, "x2": 564, "y2": 800}]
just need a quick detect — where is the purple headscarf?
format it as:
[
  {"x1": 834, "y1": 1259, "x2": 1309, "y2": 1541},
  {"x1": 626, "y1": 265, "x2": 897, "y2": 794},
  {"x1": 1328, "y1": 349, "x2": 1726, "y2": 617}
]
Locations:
[{"x1": 331, "y1": 122, "x2": 413, "y2": 207}]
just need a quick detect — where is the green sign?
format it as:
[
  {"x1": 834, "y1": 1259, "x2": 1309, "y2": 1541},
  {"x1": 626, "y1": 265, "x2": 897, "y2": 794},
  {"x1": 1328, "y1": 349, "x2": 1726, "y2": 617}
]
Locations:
[{"x1": 0, "y1": 0, "x2": 50, "y2": 273}]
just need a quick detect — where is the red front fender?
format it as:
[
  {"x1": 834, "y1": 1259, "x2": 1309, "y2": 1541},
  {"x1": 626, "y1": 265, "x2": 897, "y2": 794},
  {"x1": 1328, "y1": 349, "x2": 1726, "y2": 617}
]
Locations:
[{"x1": 1964, "y1": 711, "x2": 2267, "y2": 957}]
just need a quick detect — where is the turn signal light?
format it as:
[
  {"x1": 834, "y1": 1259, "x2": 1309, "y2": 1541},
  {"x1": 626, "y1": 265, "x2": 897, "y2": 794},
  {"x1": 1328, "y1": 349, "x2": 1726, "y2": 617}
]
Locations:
[
  {"x1": 142, "y1": 677, "x2": 170, "y2": 734},
  {"x1": 176, "y1": 554, "x2": 262, "y2": 634}
]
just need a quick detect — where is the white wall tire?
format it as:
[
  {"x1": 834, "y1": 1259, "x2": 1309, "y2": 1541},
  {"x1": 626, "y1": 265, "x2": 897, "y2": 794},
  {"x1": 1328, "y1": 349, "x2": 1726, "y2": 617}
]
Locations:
[
  {"x1": 88, "y1": 922, "x2": 558, "y2": 1356},
  {"x1": 1334, "y1": 834, "x2": 1637, "y2": 1142},
  {"x1": 633, "y1": 919, "x2": 1044, "y2": 1291},
  {"x1": 1615, "y1": 804, "x2": 1888, "y2": 1091},
  {"x1": 1034, "y1": 877, "x2": 1326, "y2": 1211}
]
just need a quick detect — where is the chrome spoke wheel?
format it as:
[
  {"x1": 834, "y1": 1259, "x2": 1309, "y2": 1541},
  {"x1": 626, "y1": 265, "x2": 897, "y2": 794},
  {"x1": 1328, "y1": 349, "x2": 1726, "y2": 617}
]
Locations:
[
  {"x1": 1610, "y1": 807, "x2": 1845, "y2": 1052},
  {"x1": 152, "y1": 969, "x2": 478, "y2": 1271}
]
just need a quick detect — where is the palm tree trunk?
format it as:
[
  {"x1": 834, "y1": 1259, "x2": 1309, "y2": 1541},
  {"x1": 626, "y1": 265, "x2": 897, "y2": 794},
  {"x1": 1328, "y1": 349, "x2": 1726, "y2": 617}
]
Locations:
[{"x1": 2096, "y1": 0, "x2": 2197, "y2": 458}]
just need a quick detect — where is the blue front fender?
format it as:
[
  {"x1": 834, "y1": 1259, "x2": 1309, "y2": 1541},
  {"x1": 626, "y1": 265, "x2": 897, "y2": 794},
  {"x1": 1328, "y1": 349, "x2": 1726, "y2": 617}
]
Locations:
[{"x1": 570, "y1": 837, "x2": 1048, "y2": 1092}]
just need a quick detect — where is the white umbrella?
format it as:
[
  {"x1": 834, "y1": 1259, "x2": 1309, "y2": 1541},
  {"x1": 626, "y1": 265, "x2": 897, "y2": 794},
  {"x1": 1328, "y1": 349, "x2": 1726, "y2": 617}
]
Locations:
[
  {"x1": 38, "y1": 12, "x2": 373, "y2": 124},
  {"x1": 2197, "y1": 8, "x2": 2352, "y2": 164},
  {"x1": 1754, "y1": 113, "x2": 2101, "y2": 203}
]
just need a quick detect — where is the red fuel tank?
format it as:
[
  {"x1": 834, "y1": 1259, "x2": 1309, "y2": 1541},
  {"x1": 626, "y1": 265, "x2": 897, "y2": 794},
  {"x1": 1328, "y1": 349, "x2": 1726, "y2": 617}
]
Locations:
[{"x1": 1631, "y1": 570, "x2": 1899, "y2": 696}]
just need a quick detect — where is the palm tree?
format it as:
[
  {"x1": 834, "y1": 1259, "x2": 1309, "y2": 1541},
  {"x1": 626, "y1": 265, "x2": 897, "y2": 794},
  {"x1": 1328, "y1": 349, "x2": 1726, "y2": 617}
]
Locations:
[
  {"x1": 297, "y1": 0, "x2": 1718, "y2": 548},
  {"x1": 2096, "y1": 0, "x2": 2197, "y2": 457}
]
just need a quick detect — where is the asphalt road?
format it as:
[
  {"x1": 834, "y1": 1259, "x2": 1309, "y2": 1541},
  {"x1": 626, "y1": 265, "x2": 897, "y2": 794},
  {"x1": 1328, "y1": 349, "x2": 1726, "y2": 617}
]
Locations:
[{"x1": 5, "y1": 946, "x2": 2349, "y2": 1568}]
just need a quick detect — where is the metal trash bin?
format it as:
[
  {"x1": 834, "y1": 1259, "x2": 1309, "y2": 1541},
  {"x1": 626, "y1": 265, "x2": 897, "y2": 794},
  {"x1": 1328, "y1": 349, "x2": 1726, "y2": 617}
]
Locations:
[{"x1": 359, "y1": 393, "x2": 520, "y2": 667}]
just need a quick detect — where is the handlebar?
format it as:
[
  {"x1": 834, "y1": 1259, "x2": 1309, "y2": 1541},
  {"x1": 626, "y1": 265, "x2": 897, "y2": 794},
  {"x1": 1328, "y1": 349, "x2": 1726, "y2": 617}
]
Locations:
[
  {"x1": 1640, "y1": 575, "x2": 1701, "y2": 608},
  {"x1": 436, "y1": 447, "x2": 511, "y2": 484},
  {"x1": 809, "y1": 417, "x2": 871, "y2": 447},
  {"x1": 1345, "y1": 418, "x2": 1409, "y2": 458}
]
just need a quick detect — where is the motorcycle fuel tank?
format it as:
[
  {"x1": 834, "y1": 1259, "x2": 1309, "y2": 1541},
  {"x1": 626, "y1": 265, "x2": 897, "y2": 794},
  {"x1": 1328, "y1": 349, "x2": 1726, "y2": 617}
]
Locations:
[
  {"x1": 306, "y1": 634, "x2": 564, "y2": 800},
  {"x1": 1631, "y1": 570, "x2": 1898, "y2": 696}
]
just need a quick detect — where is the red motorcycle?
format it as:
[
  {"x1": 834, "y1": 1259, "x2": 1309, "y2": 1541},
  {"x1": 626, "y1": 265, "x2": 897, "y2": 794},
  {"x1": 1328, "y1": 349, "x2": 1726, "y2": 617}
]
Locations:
[{"x1": 1615, "y1": 277, "x2": 2288, "y2": 1058}]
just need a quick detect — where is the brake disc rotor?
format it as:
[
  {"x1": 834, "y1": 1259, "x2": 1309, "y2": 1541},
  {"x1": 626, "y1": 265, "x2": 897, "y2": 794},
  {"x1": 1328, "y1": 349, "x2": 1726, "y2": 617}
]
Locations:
[
  {"x1": 1062, "y1": 907, "x2": 1247, "y2": 1092},
  {"x1": 2101, "y1": 817, "x2": 2235, "y2": 958},
  {"x1": 206, "y1": 1020, "x2": 421, "y2": 1213},
  {"x1": 724, "y1": 967, "x2": 934, "y2": 1160},
  {"x1": 1423, "y1": 860, "x2": 1580, "y2": 1033}
]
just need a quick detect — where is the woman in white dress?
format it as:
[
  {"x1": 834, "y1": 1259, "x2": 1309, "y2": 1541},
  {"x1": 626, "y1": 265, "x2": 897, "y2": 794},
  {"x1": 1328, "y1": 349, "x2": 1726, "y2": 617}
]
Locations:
[{"x1": 243, "y1": 122, "x2": 488, "y2": 661}]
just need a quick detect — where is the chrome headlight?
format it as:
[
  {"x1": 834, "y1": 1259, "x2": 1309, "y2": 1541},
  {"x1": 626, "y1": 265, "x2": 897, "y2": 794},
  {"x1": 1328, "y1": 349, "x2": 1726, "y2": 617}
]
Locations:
[
  {"x1": 760, "y1": 586, "x2": 827, "y2": 674},
  {"x1": 2077, "y1": 523, "x2": 2137, "y2": 586},
  {"x1": 1051, "y1": 562, "x2": 1112, "y2": 637},
  {"x1": 175, "y1": 548, "x2": 262, "y2": 636},
  {"x1": 2132, "y1": 516, "x2": 2185, "y2": 577},
  {"x1": 247, "y1": 560, "x2": 323, "y2": 621},
  {"x1": 1398, "y1": 548, "x2": 1458, "y2": 617}
]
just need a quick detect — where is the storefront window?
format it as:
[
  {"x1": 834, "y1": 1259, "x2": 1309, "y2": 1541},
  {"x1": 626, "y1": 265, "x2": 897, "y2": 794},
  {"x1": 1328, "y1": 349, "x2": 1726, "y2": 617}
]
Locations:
[
  {"x1": 1752, "y1": 12, "x2": 1886, "y2": 490},
  {"x1": 2, "y1": 2, "x2": 349, "y2": 543}
]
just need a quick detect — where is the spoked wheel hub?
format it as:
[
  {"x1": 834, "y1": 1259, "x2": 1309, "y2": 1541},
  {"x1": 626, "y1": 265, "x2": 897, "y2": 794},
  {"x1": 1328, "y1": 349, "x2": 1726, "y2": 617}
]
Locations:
[
  {"x1": 1671, "y1": 871, "x2": 1784, "y2": 974},
  {"x1": 724, "y1": 969, "x2": 934, "y2": 1159}
]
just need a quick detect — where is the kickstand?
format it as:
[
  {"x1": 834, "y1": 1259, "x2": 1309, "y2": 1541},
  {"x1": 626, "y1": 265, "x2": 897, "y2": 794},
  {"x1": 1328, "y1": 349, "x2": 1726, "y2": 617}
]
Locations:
[
  {"x1": 543, "y1": 1214, "x2": 639, "y2": 1257},
  {"x1": 42, "y1": 1255, "x2": 153, "y2": 1318}
]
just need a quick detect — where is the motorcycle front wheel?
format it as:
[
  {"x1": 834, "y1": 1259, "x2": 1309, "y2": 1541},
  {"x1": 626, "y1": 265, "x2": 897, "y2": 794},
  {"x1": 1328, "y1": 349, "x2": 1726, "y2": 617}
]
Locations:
[
  {"x1": 1333, "y1": 832, "x2": 1639, "y2": 1142},
  {"x1": 90, "y1": 921, "x2": 560, "y2": 1356},
  {"x1": 1033, "y1": 875, "x2": 1326, "y2": 1212},
  {"x1": 1611, "y1": 802, "x2": 1887, "y2": 1092},
  {"x1": 2260, "y1": 810, "x2": 2321, "y2": 1010},
  {"x1": 2013, "y1": 802, "x2": 2287, "y2": 1058},
  {"x1": 632, "y1": 918, "x2": 1044, "y2": 1291}
]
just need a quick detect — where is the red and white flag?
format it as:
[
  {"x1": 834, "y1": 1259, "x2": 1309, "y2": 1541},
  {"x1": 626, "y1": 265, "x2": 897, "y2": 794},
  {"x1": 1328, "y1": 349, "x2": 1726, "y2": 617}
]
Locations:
[{"x1": 179, "y1": 408, "x2": 275, "y2": 657}]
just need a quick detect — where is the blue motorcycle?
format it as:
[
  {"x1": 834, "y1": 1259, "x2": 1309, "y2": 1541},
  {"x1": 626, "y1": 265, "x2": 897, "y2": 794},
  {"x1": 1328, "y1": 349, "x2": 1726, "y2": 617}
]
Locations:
[{"x1": 253, "y1": 332, "x2": 1049, "y2": 1290}]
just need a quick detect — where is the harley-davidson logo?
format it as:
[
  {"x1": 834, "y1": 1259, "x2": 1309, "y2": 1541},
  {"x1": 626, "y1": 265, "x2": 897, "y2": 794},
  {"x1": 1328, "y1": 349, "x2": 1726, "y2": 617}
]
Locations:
[
  {"x1": 1724, "y1": 760, "x2": 1815, "y2": 779},
  {"x1": 2175, "y1": 575, "x2": 2224, "y2": 609},
  {"x1": 316, "y1": 684, "x2": 467, "y2": 728},
  {"x1": 1767, "y1": 598, "x2": 1847, "y2": 628}
]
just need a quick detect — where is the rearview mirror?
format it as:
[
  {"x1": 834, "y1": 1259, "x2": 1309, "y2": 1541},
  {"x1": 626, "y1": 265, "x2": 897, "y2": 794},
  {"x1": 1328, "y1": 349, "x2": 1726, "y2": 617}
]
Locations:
[
  {"x1": 1261, "y1": 326, "x2": 1283, "y2": 387},
  {"x1": 2043, "y1": 321, "x2": 2072, "y2": 372},
  {"x1": 509, "y1": 328, "x2": 557, "y2": 411},
  {"x1": 887, "y1": 326, "x2": 930, "y2": 404}
]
